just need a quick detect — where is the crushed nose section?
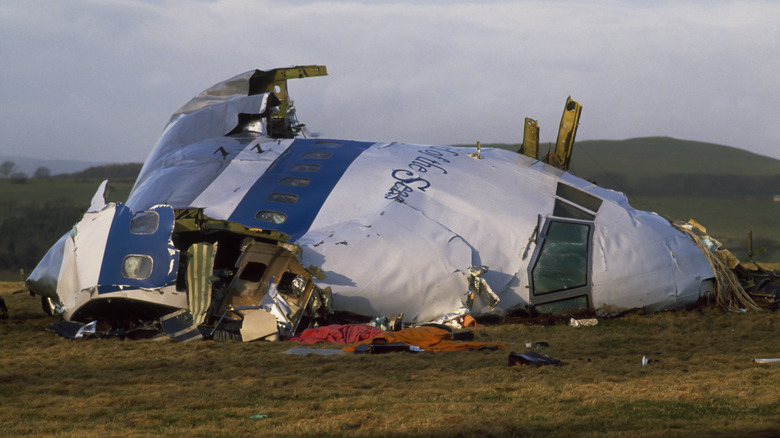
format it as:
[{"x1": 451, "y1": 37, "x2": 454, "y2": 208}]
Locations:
[
  {"x1": 210, "y1": 240, "x2": 330, "y2": 340},
  {"x1": 27, "y1": 200, "x2": 182, "y2": 322},
  {"x1": 673, "y1": 220, "x2": 769, "y2": 311},
  {"x1": 160, "y1": 238, "x2": 331, "y2": 343}
]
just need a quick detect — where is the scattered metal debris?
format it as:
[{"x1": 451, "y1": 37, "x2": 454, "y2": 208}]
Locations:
[{"x1": 508, "y1": 351, "x2": 562, "y2": 367}]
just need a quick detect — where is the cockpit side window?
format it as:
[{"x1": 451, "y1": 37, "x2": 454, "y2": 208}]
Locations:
[
  {"x1": 129, "y1": 211, "x2": 159, "y2": 235},
  {"x1": 531, "y1": 221, "x2": 590, "y2": 295},
  {"x1": 122, "y1": 255, "x2": 153, "y2": 279}
]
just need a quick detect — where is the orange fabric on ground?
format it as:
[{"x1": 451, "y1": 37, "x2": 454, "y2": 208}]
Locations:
[{"x1": 343, "y1": 326, "x2": 504, "y2": 353}]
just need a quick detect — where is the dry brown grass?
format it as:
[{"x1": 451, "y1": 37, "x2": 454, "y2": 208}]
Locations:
[{"x1": 1, "y1": 281, "x2": 778, "y2": 437}]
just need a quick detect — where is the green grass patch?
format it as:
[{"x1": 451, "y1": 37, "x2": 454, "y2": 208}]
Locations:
[
  {"x1": 2, "y1": 282, "x2": 778, "y2": 436},
  {"x1": 0, "y1": 178, "x2": 133, "y2": 205}
]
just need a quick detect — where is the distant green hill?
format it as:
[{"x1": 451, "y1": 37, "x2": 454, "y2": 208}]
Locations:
[
  {"x1": 470, "y1": 137, "x2": 780, "y2": 199},
  {"x1": 572, "y1": 137, "x2": 780, "y2": 177}
]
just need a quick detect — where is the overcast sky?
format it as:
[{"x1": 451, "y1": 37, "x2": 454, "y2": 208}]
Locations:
[{"x1": 2, "y1": 0, "x2": 779, "y2": 164}]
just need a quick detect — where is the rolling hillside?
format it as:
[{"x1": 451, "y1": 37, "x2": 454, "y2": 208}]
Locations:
[
  {"x1": 478, "y1": 137, "x2": 780, "y2": 198},
  {"x1": 573, "y1": 137, "x2": 780, "y2": 178}
]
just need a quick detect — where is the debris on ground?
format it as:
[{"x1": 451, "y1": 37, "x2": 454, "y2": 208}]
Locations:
[
  {"x1": 344, "y1": 326, "x2": 504, "y2": 353},
  {"x1": 508, "y1": 351, "x2": 562, "y2": 367},
  {"x1": 569, "y1": 318, "x2": 598, "y2": 327}
]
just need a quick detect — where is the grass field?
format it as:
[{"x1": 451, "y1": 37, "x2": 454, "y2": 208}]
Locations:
[
  {"x1": 0, "y1": 178, "x2": 134, "y2": 205},
  {"x1": 1, "y1": 282, "x2": 778, "y2": 437}
]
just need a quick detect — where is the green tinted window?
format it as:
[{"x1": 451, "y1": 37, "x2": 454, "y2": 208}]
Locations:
[
  {"x1": 532, "y1": 221, "x2": 589, "y2": 295},
  {"x1": 534, "y1": 296, "x2": 589, "y2": 315}
]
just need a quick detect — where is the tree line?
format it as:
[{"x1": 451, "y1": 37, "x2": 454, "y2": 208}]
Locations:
[
  {"x1": 0, "y1": 163, "x2": 143, "y2": 280},
  {"x1": 0, "y1": 200, "x2": 83, "y2": 280},
  {"x1": 1, "y1": 160, "x2": 52, "y2": 183},
  {"x1": 0, "y1": 160, "x2": 143, "y2": 184}
]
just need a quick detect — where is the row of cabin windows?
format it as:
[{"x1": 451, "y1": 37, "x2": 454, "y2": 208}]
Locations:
[
  {"x1": 255, "y1": 142, "x2": 341, "y2": 225},
  {"x1": 120, "y1": 144, "x2": 343, "y2": 279}
]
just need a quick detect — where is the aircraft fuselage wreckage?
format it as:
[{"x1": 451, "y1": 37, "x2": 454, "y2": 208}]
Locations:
[{"x1": 26, "y1": 66, "x2": 739, "y2": 341}]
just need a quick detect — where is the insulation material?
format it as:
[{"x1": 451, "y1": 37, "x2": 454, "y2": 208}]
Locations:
[
  {"x1": 27, "y1": 196, "x2": 183, "y2": 321},
  {"x1": 187, "y1": 242, "x2": 217, "y2": 326}
]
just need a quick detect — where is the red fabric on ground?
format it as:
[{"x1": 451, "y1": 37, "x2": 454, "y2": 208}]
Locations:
[
  {"x1": 288, "y1": 324, "x2": 385, "y2": 344},
  {"x1": 343, "y1": 326, "x2": 504, "y2": 353}
]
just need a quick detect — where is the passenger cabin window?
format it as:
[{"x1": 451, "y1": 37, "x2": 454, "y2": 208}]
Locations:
[
  {"x1": 239, "y1": 262, "x2": 267, "y2": 283},
  {"x1": 267, "y1": 193, "x2": 298, "y2": 204},
  {"x1": 290, "y1": 164, "x2": 321, "y2": 172},
  {"x1": 256, "y1": 210, "x2": 287, "y2": 224},
  {"x1": 301, "y1": 151, "x2": 332, "y2": 160},
  {"x1": 122, "y1": 255, "x2": 153, "y2": 279},
  {"x1": 129, "y1": 211, "x2": 159, "y2": 235},
  {"x1": 278, "y1": 177, "x2": 310, "y2": 187},
  {"x1": 531, "y1": 221, "x2": 590, "y2": 295},
  {"x1": 313, "y1": 141, "x2": 343, "y2": 148}
]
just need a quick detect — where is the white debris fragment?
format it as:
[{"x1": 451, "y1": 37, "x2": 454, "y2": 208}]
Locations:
[{"x1": 569, "y1": 318, "x2": 598, "y2": 327}]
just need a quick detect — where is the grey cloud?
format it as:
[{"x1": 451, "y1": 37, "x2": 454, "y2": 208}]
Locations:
[{"x1": 1, "y1": 0, "x2": 778, "y2": 162}]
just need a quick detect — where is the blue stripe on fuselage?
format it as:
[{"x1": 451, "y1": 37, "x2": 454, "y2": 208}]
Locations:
[{"x1": 227, "y1": 138, "x2": 374, "y2": 241}]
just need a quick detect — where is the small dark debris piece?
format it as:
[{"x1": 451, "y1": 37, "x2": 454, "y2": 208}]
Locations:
[
  {"x1": 526, "y1": 341, "x2": 549, "y2": 348},
  {"x1": 508, "y1": 351, "x2": 562, "y2": 367},
  {"x1": 353, "y1": 342, "x2": 417, "y2": 354},
  {"x1": 0, "y1": 297, "x2": 7, "y2": 319},
  {"x1": 451, "y1": 331, "x2": 474, "y2": 341},
  {"x1": 46, "y1": 320, "x2": 87, "y2": 339}
]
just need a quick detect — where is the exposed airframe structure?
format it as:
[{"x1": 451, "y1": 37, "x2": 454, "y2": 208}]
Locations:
[{"x1": 26, "y1": 65, "x2": 724, "y2": 340}]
